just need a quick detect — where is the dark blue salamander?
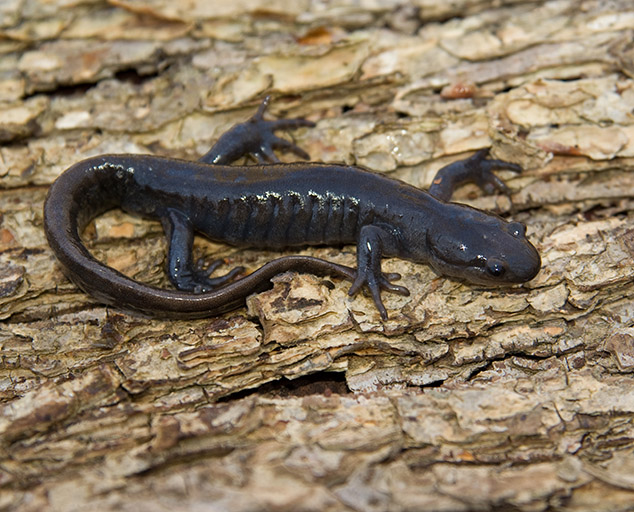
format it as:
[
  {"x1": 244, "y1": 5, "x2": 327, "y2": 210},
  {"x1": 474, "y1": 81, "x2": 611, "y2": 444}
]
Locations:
[{"x1": 44, "y1": 98, "x2": 540, "y2": 320}]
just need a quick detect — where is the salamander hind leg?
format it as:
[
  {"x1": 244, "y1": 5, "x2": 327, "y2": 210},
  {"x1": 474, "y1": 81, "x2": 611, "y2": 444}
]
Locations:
[
  {"x1": 162, "y1": 209, "x2": 244, "y2": 293},
  {"x1": 193, "y1": 257, "x2": 245, "y2": 290},
  {"x1": 199, "y1": 96, "x2": 316, "y2": 165}
]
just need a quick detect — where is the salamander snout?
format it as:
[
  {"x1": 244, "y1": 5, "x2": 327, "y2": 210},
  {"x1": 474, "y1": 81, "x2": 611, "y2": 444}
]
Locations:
[
  {"x1": 486, "y1": 242, "x2": 541, "y2": 284},
  {"x1": 425, "y1": 207, "x2": 541, "y2": 286},
  {"x1": 495, "y1": 221, "x2": 541, "y2": 283}
]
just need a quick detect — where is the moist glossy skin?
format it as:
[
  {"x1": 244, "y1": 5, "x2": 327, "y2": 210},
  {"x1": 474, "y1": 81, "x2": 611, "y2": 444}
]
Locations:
[{"x1": 43, "y1": 99, "x2": 541, "y2": 320}]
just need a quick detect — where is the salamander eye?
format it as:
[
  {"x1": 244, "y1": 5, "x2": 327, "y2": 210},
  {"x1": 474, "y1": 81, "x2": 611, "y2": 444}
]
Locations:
[
  {"x1": 509, "y1": 222, "x2": 526, "y2": 238},
  {"x1": 486, "y1": 260, "x2": 506, "y2": 278}
]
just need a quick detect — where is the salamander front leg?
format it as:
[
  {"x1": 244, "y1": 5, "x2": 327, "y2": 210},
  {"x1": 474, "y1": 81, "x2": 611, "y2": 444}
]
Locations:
[
  {"x1": 349, "y1": 225, "x2": 410, "y2": 320},
  {"x1": 199, "y1": 96, "x2": 315, "y2": 165},
  {"x1": 162, "y1": 209, "x2": 244, "y2": 293},
  {"x1": 428, "y1": 148, "x2": 523, "y2": 202}
]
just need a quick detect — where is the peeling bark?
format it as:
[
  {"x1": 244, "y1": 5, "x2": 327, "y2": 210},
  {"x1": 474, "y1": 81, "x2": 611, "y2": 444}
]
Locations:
[{"x1": 1, "y1": 1, "x2": 633, "y2": 511}]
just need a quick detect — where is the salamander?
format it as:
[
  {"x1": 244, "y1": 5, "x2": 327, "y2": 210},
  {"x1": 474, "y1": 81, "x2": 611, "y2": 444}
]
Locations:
[{"x1": 44, "y1": 97, "x2": 541, "y2": 320}]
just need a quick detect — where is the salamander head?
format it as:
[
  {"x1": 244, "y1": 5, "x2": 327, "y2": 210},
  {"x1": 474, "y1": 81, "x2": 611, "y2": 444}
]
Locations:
[{"x1": 425, "y1": 204, "x2": 540, "y2": 285}]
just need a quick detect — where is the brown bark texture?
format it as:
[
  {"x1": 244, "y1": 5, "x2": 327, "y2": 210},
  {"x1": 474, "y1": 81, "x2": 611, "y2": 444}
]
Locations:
[{"x1": 1, "y1": 0, "x2": 634, "y2": 511}]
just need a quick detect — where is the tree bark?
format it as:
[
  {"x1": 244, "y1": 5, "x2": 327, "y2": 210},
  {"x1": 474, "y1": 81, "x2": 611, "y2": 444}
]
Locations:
[{"x1": 0, "y1": 1, "x2": 633, "y2": 510}]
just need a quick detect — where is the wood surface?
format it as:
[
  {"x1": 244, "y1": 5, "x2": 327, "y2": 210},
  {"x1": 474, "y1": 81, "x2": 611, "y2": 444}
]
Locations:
[{"x1": 0, "y1": 0, "x2": 633, "y2": 510}]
